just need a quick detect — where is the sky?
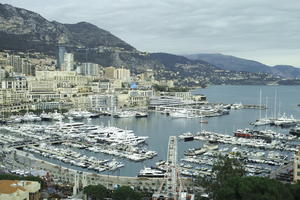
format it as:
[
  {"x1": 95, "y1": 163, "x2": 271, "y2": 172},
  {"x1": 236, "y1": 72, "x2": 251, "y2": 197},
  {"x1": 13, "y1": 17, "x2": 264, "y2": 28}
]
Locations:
[{"x1": 1, "y1": 0, "x2": 300, "y2": 67}]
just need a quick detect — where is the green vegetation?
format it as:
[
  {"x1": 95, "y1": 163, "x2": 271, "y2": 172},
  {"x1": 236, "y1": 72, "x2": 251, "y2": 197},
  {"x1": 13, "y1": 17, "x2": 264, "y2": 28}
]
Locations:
[
  {"x1": 195, "y1": 155, "x2": 300, "y2": 200},
  {"x1": 83, "y1": 185, "x2": 146, "y2": 200},
  {"x1": 153, "y1": 84, "x2": 189, "y2": 92},
  {"x1": 83, "y1": 184, "x2": 111, "y2": 200},
  {"x1": 112, "y1": 186, "x2": 143, "y2": 200}
]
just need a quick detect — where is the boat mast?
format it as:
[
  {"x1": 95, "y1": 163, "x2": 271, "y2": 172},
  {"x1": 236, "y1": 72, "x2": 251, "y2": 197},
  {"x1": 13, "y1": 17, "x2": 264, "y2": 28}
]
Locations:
[
  {"x1": 259, "y1": 89, "x2": 262, "y2": 120},
  {"x1": 274, "y1": 90, "x2": 277, "y2": 119},
  {"x1": 200, "y1": 112, "x2": 203, "y2": 132},
  {"x1": 265, "y1": 97, "x2": 268, "y2": 119}
]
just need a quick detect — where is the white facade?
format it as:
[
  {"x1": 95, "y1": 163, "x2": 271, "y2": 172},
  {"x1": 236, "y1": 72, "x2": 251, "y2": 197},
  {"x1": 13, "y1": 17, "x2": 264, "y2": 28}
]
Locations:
[
  {"x1": 80, "y1": 63, "x2": 99, "y2": 76},
  {"x1": 62, "y1": 53, "x2": 74, "y2": 71},
  {"x1": 88, "y1": 94, "x2": 117, "y2": 112},
  {"x1": 116, "y1": 68, "x2": 130, "y2": 82},
  {"x1": 293, "y1": 149, "x2": 300, "y2": 182}
]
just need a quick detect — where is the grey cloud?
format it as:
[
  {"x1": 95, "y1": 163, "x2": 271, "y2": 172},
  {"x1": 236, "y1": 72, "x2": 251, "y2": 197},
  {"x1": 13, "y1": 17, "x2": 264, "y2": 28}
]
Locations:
[{"x1": 1, "y1": 0, "x2": 300, "y2": 66}]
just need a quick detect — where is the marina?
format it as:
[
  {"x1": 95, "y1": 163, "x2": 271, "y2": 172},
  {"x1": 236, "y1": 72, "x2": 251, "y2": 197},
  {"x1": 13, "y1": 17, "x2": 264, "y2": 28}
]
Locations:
[{"x1": 1, "y1": 85, "x2": 300, "y2": 178}]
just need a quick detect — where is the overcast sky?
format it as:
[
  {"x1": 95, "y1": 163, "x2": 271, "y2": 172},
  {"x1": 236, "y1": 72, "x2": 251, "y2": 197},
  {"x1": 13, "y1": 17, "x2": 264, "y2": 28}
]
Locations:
[{"x1": 1, "y1": 0, "x2": 300, "y2": 66}]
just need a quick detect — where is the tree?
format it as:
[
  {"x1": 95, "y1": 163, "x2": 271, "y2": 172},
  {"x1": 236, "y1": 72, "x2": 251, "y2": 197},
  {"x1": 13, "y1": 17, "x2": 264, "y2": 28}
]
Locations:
[
  {"x1": 195, "y1": 155, "x2": 298, "y2": 200},
  {"x1": 196, "y1": 155, "x2": 245, "y2": 199},
  {"x1": 112, "y1": 186, "x2": 142, "y2": 200},
  {"x1": 83, "y1": 184, "x2": 110, "y2": 200}
]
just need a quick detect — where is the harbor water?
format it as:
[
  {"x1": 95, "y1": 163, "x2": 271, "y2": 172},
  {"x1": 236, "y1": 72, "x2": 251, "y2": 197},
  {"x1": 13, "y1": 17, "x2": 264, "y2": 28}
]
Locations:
[{"x1": 3, "y1": 85, "x2": 300, "y2": 177}]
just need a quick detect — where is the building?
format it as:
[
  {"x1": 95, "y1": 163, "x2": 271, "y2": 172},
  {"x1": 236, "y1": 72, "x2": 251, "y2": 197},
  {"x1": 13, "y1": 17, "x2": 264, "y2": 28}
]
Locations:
[
  {"x1": 293, "y1": 149, "x2": 300, "y2": 182},
  {"x1": 0, "y1": 180, "x2": 40, "y2": 200},
  {"x1": 0, "y1": 68, "x2": 6, "y2": 81},
  {"x1": 1, "y1": 76, "x2": 28, "y2": 92},
  {"x1": 104, "y1": 66, "x2": 116, "y2": 79},
  {"x1": 88, "y1": 94, "x2": 117, "y2": 112},
  {"x1": 79, "y1": 63, "x2": 99, "y2": 76},
  {"x1": 104, "y1": 66, "x2": 130, "y2": 82},
  {"x1": 21, "y1": 60, "x2": 35, "y2": 76},
  {"x1": 57, "y1": 46, "x2": 67, "y2": 70},
  {"x1": 8, "y1": 55, "x2": 22, "y2": 73},
  {"x1": 62, "y1": 53, "x2": 74, "y2": 71},
  {"x1": 149, "y1": 96, "x2": 187, "y2": 106},
  {"x1": 116, "y1": 68, "x2": 130, "y2": 82},
  {"x1": 128, "y1": 90, "x2": 154, "y2": 106}
]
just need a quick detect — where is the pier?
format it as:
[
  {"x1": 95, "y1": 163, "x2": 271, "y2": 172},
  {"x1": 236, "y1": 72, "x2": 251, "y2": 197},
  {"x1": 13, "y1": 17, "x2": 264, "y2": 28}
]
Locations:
[{"x1": 152, "y1": 136, "x2": 194, "y2": 200}]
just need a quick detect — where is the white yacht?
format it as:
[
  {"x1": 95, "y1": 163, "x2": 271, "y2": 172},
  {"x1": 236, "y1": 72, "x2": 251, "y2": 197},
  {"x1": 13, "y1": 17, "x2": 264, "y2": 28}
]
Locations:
[
  {"x1": 178, "y1": 132, "x2": 194, "y2": 141},
  {"x1": 135, "y1": 111, "x2": 148, "y2": 118},
  {"x1": 253, "y1": 118, "x2": 272, "y2": 126},
  {"x1": 113, "y1": 111, "x2": 136, "y2": 118},
  {"x1": 9, "y1": 115, "x2": 23, "y2": 123},
  {"x1": 169, "y1": 109, "x2": 189, "y2": 118},
  {"x1": 40, "y1": 111, "x2": 52, "y2": 121},
  {"x1": 52, "y1": 110, "x2": 65, "y2": 121},
  {"x1": 273, "y1": 113, "x2": 297, "y2": 127},
  {"x1": 138, "y1": 167, "x2": 165, "y2": 178},
  {"x1": 22, "y1": 112, "x2": 41, "y2": 122}
]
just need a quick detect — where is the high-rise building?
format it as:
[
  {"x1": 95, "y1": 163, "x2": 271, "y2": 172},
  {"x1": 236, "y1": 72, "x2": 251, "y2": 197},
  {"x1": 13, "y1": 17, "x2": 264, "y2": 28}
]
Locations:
[
  {"x1": 116, "y1": 68, "x2": 130, "y2": 82},
  {"x1": 57, "y1": 46, "x2": 67, "y2": 70},
  {"x1": 21, "y1": 60, "x2": 35, "y2": 76},
  {"x1": 0, "y1": 68, "x2": 6, "y2": 81},
  {"x1": 9, "y1": 55, "x2": 22, "y2": 73},
  {"x1": 80, "y1": 63, "x2": 99, "y2": 76},
  {"x1": 62, "y1": 53, "x2": 74, "y2": 71}
]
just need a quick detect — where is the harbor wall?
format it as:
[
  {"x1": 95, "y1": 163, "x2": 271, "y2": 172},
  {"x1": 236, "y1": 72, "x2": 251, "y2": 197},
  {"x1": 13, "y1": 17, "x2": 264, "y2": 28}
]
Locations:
[{"x1": 14, "y1": 150, "x2": 193, "y2": 191}]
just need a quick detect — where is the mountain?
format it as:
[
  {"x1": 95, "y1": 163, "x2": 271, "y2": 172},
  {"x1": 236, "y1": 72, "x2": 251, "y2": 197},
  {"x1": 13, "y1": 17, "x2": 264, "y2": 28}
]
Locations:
[
  {"x1": 185, "y1": 54, "x2": 300, "y2": 79},
  {"x1": 271, "y1": 65, "x2": 300, "y2": 79},
  {"x1": 0, "y1": 3, "x2": 134, "y2": 53},
  {"x1": 0, "y1": 3, "x2": 287, "y2": 86},
  {"x1": 0, "y1": 4, "x2": 218, "y2": 78}
]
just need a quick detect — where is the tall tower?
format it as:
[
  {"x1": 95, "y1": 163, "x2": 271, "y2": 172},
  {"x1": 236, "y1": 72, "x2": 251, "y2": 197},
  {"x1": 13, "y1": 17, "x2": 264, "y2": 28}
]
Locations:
[
  {"x1": 62, "y1": 53, "x2": 74, "y2": 71},
  {"x1": 57, "y1": 46, "x2": 67, "y2": 70}
]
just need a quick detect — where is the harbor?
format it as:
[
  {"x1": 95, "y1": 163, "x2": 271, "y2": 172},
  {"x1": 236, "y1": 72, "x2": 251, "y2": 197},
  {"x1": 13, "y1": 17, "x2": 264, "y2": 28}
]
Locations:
[{"x1": 1, "y1": 85, "x2": 300, "y2": 179}]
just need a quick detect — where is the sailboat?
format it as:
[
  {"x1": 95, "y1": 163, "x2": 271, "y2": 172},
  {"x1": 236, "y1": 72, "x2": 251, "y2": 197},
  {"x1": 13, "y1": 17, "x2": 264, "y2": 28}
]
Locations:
[{"x1": 253, "y1": 90, "x2": 271, "y2": 126}]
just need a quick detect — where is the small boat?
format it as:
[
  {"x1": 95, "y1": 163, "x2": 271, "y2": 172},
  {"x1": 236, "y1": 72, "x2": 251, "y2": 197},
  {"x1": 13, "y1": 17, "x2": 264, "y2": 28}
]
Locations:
[
  {"x1": 135, "y1": 112, "x2": 148, "y2": 118},
  {"x1": 289, "y1": 126, "x2": 300, "y2": 137},
  {"x1": 178, "y1": 132, "x2": 194, "y2": 141},
  {"x1": 199, "y1": 120, "x2": 208, "y2": 124},
  {"x1": 234, "y1": 129, "x2": 253, "y2": 138}
]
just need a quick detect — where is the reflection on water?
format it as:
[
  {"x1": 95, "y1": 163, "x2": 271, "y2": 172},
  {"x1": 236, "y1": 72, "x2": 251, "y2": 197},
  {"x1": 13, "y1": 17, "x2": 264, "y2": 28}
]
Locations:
[{"x1": 17, "y1": 85, "x2": 300, "y2": 177}]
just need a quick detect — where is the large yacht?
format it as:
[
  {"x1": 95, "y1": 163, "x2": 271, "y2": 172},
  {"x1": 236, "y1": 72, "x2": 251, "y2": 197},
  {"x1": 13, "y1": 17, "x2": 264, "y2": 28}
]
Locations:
[
  {"x1": 40, "y1": 111, "x2": 52, "y2": 121},
  {"x1": 272, "y1": 113, "x2": 297, "y2": 127},
  {"x1": 113, "y1": 111, "x2": 136, "y2": 118},
  {"x1": 52, "y1": 110, "x2": 65, "y2": 121},
  {"x1": 22, "y1": 112, "x2": 41, "y2": 122},
  {"x1": 138, "y1": 167, "x2": 165, "y2": 178},
  {"x1": 169, "y1": 109, "x2": 189, "y2": 118}
]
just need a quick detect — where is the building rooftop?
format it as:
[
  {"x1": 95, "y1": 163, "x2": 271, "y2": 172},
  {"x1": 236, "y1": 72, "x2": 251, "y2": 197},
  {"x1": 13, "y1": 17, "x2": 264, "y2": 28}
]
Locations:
[{"x1": 0, "y1": 180, "x2": 28, "y2": 194}]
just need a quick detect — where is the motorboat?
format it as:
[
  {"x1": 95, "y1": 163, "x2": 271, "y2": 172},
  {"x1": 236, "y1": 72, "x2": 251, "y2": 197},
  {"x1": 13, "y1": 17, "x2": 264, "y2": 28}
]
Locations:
[
  {"x1": 40, "y1": 111, "x2": 52, "y2": 121},
  {"x1": 138, "y1": 167, "x2": 165, "y2": 178},
  {"x1": 135, "y1": 112, "x2": 148, "y2": 118},
  {"x1": 113, "y1": 111, "x2": 136, "y2": 118},
  {"x1": 22, "y1": 112, "x2": 41, "y2": 122}
]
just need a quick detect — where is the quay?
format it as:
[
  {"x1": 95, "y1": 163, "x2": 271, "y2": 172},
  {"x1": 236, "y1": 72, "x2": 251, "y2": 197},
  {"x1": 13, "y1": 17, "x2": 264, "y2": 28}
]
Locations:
[{"x1": 3, "y1": 146, "x2": 194, "y2": 193}]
